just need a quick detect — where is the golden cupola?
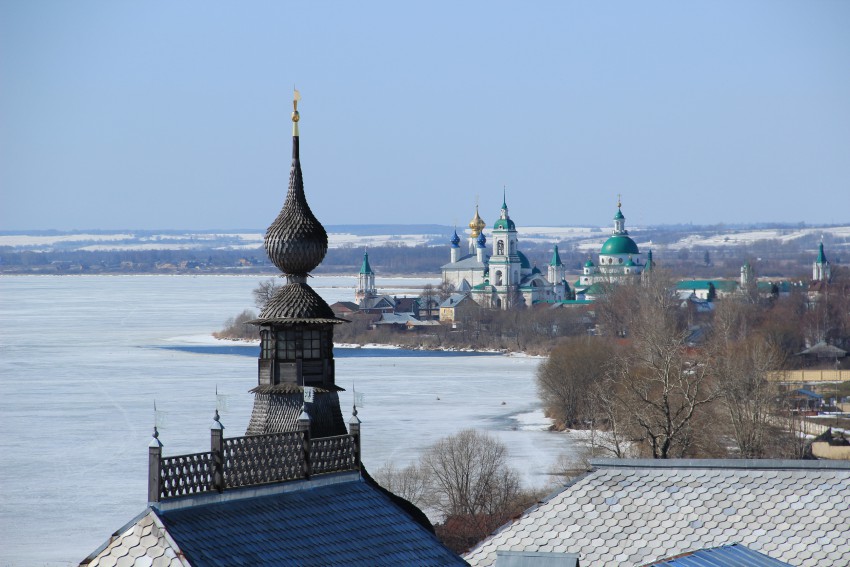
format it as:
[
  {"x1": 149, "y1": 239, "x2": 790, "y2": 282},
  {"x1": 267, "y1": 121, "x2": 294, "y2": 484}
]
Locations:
[{"x1": 468, "y1": 205, "x2": 486, "y2": 238}]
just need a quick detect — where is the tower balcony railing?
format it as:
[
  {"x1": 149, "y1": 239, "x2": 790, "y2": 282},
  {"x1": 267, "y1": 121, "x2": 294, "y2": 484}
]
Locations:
[{"x1": 148, "y1": 416, "x2": 360, "y2": 503}]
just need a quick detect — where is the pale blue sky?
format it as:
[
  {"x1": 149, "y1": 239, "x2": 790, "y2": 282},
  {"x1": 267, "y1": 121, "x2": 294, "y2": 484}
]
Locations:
[{"x1": 1, "y1": 1, "x2": 848, "y2": 230}]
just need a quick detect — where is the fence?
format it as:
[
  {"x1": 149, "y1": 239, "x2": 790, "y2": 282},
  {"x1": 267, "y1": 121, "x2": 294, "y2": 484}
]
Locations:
[
  {"x1": 768, "y1": 369, "x2": 850, "y2": 383},
  {"x1": 148, "y1": 417, "x2": 360, "y2": 502}
]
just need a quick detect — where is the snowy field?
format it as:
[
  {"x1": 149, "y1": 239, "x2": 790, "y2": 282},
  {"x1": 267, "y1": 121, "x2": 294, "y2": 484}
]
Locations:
[
  {"x1": 3, "y1": 224, "x2": 848, "y2": 255},
  {"x1": 0, "y1": 275, "x2": 579, "y2": 566}
]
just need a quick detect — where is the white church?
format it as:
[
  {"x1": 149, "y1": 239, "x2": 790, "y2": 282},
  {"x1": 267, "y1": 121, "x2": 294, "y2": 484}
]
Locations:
[
  {"x1": 441, "y1": 196, "x2": 570, "y2": 309},
  {"x1": 441, "y1": 197, "x2": 651, "y2": 309}
]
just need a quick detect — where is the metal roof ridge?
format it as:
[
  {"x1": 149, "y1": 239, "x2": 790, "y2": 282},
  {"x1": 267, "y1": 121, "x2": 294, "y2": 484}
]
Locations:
[{"x1": 589, "y1": 458, "x2": 850, "y2": 470}]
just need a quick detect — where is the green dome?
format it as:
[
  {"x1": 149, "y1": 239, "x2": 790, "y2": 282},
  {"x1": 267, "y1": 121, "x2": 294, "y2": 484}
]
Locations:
[
  {"x1": 493, "y1": 218, "x2": 516, "y2": 230},
  {"x1": 601, "y1": 234, "x2": 639, "y2": 255},
  {"x1": 614, "y1": 208, "x2": 625, "y2": 220},
  {"x1": 584, "y1": 259, "x2": 595, "y2": 267}
]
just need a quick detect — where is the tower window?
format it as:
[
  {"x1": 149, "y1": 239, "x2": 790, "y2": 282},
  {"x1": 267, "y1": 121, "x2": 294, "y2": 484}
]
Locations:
[
  {"x1": 304, "y1": 330, "x2": 322, "y2": 359},
  {"x1": 497, "y1": 241, "x2": 505, "y2": 255},
  {"x1": 260, "y1": 331, "x2": 273, "y2": 358},
  {"x1": 276, "y1": 330, "x2": 297, "y2": 361}
]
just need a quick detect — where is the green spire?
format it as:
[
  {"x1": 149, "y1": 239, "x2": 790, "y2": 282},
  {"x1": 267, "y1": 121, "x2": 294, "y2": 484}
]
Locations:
[
  {"x1": 817, "y1": 241, "x2": 827, "y2": 264},
  {"x1": 502, "y1": 186, "x2": 507, "y2": 209},
  {"x1": 645, "y1": 249, "x2": 654, "y2": 270},
  {"x1": 549, "y1": 244, "x2": 562, "y2": 267},
  {"x1": 359, "y1": 251, "x2": 373, "y2": 275}
]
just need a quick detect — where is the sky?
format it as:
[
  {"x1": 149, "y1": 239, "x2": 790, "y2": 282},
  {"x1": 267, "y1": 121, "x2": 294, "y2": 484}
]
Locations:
[{"x1": 1, "y1": 1, "x2": 849, "y2": 231}]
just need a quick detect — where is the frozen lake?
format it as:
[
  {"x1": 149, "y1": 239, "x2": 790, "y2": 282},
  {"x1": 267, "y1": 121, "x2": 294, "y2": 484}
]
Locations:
[{"x1": 0, "y1": 275, "x2": 580, "y2": 566}]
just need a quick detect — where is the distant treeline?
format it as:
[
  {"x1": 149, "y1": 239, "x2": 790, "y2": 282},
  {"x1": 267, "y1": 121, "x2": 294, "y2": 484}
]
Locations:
[{"x1": 0, "y1": 234, "x2": 838, "y2": 278}]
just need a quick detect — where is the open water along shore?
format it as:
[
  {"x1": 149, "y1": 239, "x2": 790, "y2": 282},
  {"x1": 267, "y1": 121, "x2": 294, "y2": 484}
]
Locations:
[{"x1": 0, "y1": 275, "x2": 582, "y2": 565}]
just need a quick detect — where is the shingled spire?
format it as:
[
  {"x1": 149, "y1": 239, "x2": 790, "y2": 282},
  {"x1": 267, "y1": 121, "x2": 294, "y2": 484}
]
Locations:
[
  {"x1": 264, "y1": 89, "x2": 328, "y2": 282},
  {"x1": 247, "y1": 91, "x2": 347, "y2": 438}
]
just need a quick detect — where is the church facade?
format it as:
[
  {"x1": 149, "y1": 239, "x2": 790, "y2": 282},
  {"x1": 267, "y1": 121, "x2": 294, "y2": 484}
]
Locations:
[
  {"x1": 577, "y1": 200, "x2": 647, "y2": 289},
  {"x1": 441, "y1": 197, "x2": 568, "y2": 309},
  {"x1": 441, "y1": 197, "x2": 650, "y2": 309}
]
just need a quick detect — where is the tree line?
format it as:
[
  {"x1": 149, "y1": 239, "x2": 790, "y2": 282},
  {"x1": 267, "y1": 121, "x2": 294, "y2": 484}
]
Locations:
[{"x1": 537, "y1": 269, "x2": 850, "y2": 460}]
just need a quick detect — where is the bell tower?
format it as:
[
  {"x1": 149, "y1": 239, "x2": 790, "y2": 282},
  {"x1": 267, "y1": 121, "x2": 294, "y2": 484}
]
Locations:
[
  {"x1": 247, "y1": 91, "x2": 347, "y2": 438},
  {"x1": 356, "y1": 251, "x2": 377, "y2": 302}
]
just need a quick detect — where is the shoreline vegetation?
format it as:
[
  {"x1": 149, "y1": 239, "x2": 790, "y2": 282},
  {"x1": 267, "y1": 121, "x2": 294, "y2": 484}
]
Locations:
[
  {"x1": 214, "y1": 308, "x2": 582, "y2": 358},
  {"x1": 216, "y1": 271, "x2": 850, "y2": 455}
]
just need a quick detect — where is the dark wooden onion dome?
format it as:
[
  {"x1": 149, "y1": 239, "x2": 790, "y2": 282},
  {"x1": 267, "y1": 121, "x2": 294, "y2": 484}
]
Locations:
[{"x1": 247, "y1": 91, "x2": 347, "y2": 438}]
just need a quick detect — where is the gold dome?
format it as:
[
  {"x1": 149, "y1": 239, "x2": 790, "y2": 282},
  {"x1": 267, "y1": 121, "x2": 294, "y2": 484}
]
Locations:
[{"x1": 468, "y1": 205, "x2": 486, "y2": 237}]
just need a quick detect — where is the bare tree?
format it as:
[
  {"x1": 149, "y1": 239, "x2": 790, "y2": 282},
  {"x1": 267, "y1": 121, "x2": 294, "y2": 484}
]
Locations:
[
  {"x1": 374, "y1": 461, "x2": 428, "y2": 509},
  {"x1": 710, "y1": 300, "x2": 787, "y2": 458},
  {"x1": 420, "y1": 429, "x2": 520, "y2": 520},
  {"x1": 213, "y1": 309, "x2": 259, "y2": 340},
  {"x1": 253, "y1": 278, "x2": 281, "y2": 310},
  {"x1": 437, "y1": 280, "x2": 456, "y2": 301},
  {"x1": 607, "y1": 273, "x2": 720, "y2": 458},
  {"x1": 418, "y1": 429, "x2": 538, "y2": 553},
  {"x1": 537, "y1": 337, "x2": 610, "y2": 428},
  {"x1": 419, "y1": 284, "x2": 439, "y2": 320},
  {"x1": 587, "y1": 377, "x2": 633, "y2": 458}
]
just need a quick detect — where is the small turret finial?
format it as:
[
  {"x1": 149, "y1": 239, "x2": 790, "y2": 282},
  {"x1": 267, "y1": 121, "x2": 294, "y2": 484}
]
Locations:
[{"x1": 617, "y1": 194, "x2": 622, "y2": 209}]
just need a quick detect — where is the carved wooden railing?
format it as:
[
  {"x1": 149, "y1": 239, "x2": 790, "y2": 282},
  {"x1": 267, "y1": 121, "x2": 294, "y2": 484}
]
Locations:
[
  {"x1": 313, "y1": 434, "x2": 358, "y2": 475},
  {"x1": 149, "y1": 424, "x2": 360, "y2": 502},
  {"x1": 159, "y1": 451, "x2": 215, "y2": 499},
  {"x1": 223, "y1": 431, "x2": 305, "y2": 488}
]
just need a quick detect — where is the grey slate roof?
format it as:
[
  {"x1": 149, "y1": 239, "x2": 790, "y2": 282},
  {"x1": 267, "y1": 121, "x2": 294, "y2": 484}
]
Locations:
[
  {"x1": 82, "y1": 510, "x2": 185, "y2": 567},
  {"x1": 359, "y1": 295, "x2": 396, "y2": 311},
  {"x1": 253, "y1": 282, "x2": 340, "y2": 324},
  {"x1": 796, "y1": 341, "x2": 847, "y2": 358},
  {"x1": 374, "y1": 313, "x2": 419, "y2": 325},
  {"x1": 465, "y1": 459, "x2": 850, "y2": 567},
  {"x1": 442, "y1": 254, "x2": 487, "y2": 270},
  {"x1": 84, "y1": 473, "x2": 465, "y2": 567},
  {"x1": 642, "y1": 543, "x2": 792, "y2": 566},
  {"x1": 441, "y1": 293, "x2": 474, "y2": 308}
]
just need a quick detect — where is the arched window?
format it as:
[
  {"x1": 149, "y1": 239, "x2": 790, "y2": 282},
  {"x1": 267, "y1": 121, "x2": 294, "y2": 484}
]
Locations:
[
  {"x1": 497, "y1": 240, "x2": 505, "y2": 255},
  {"x1": 495, "y1": 270, "x2": 503, "y2": 285},
  {"x1": 618, "y1": 258, "x2": 624, "y2": 264},
  {"x1": 510, "y1": 241, "x2": 515, "y2": 253}
]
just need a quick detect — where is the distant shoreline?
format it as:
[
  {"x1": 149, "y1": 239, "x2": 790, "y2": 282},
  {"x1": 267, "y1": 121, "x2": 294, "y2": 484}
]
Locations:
[{"x1": 0, "y1": 271, "x2": 440, "y2": 279}]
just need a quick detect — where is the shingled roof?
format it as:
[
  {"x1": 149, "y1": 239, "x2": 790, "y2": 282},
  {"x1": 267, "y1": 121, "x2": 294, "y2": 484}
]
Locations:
[
  {"x1": 83, "y1": 472, "x2": 466, "y2": 567},
  {"x1": 465, "y1": 459, "x2": 850, "y2": 567},
  {"x1": 252, "y1": 282, "x2": 341, "y2": 324}
]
